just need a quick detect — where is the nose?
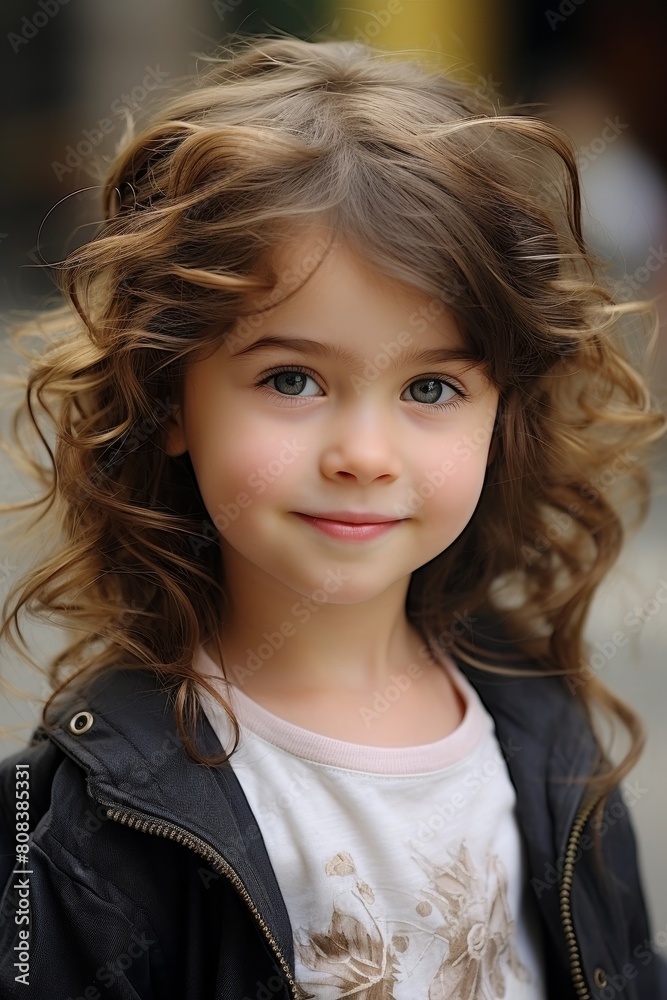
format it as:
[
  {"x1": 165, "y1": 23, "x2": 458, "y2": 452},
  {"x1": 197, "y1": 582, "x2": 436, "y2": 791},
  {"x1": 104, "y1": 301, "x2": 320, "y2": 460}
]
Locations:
[{"x1": 319, "y1": 406, "x2": 403, "y2": 484}]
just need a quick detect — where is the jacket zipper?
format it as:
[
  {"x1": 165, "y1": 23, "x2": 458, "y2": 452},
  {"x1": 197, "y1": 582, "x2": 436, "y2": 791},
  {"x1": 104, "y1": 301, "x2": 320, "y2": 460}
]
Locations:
[
  {"x1": 559, "y1": 791, "x2": 604, "y2": 1000},
  {"x1": 95, "y1": 795, "x2": 309, "y2": 1000}
]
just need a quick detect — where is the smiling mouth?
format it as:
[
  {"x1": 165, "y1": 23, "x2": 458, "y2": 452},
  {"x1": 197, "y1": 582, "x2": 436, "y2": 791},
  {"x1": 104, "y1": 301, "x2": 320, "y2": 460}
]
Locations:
[
  {"x1": 293, "y1": 512, "x2": 404, "y2": 525},
  {"x1": 292, "y1": 512, "x2": 405, "y2": 541}
]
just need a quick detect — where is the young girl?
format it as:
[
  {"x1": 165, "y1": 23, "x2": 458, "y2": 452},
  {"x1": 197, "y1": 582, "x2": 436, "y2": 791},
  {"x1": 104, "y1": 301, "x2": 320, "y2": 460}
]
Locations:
[{"x1": 0, "y1": 33, "x2": 665, "y2": 1000}]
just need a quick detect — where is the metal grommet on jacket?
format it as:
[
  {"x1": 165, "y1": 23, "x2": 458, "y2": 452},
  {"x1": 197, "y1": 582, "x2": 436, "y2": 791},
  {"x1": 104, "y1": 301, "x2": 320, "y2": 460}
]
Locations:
[
  {"x1": 593, "y1": 967, "x2": 608, "y2": 989},
  {"x1": 68, "y1": 711, "x2": 94, "y2": 735}
]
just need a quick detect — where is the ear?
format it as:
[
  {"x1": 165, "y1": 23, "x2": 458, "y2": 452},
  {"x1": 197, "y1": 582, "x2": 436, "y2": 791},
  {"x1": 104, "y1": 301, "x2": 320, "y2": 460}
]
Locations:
[{"x1": 163, "y1": 404, "x2": 188, "y2": 457}]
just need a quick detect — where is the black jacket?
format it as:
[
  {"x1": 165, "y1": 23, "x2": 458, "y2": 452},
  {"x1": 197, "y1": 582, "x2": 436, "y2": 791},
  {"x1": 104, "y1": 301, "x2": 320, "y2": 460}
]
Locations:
[{"x1": 0, "y1": 651, "x2": 665, "y2": 1000}]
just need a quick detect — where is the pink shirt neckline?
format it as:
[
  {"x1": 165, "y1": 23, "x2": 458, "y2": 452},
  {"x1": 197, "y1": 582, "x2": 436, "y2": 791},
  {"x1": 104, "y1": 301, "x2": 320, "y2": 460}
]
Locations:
[{"x1": 194, "y1": 645, "x2": 490, "y2": 775}]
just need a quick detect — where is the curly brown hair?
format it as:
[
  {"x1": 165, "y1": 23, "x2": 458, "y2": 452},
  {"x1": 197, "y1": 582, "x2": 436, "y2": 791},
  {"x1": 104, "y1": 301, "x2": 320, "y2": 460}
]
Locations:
[{"x1": 1, "y1": 34, "x2": 664, "y2": 822}]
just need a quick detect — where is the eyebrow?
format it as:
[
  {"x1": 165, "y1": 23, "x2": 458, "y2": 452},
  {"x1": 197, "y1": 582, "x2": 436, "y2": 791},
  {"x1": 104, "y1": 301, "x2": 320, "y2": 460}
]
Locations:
[{"x1": 227, "y1": 334, "x2": 480, "y2": 376}]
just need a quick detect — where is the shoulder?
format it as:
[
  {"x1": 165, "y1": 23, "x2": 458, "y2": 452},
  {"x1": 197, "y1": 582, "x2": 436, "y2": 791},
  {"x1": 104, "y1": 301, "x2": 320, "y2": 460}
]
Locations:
[
  {"x1": 450, "y1": 624, "x2": 594, "y2": 751},
  {"x1": 1, "y1": 726, "x2": 222, "y2": 970},
  {"x1": 0, "y1": 671, "x2": 188, "y2": 898}
]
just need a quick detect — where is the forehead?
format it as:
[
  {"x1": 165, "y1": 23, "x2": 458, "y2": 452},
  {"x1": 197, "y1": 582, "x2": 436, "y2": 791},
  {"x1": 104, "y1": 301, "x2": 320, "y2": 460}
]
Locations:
[{"x1": 246, "y1": 225, "x2": 466, "y2": 349}]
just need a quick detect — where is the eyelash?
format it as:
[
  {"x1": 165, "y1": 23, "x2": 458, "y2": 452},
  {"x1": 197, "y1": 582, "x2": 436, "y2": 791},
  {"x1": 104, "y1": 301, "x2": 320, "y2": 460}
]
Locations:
[{"x1": 253, "y1": 365, "x2": 469, "y2": 412}]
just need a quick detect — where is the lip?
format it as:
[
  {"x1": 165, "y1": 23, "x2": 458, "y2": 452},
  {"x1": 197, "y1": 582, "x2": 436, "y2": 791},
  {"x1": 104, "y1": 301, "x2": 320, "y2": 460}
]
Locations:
[
  {"x1": 293, "y1": 512, "x2": 405, "y2": 542},
  {"x1": 295, "y1": 511, "x2": 402, "y2": 524}
]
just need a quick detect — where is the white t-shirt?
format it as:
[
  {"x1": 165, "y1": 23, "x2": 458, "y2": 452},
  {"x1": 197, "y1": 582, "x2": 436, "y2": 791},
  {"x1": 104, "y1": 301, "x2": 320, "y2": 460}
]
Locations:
[{"x1": 194, "y1": 646, "x2": 547, "y2": 999}]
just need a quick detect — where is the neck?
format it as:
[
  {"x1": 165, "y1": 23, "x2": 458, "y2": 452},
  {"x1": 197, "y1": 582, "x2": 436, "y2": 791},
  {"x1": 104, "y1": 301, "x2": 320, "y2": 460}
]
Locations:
[{"x1": 204, "y1": 575, "x2": 432, "y2": 697}]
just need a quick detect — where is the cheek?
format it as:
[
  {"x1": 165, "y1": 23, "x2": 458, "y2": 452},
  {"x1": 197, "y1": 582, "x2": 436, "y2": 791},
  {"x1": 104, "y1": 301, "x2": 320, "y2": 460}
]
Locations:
[
  {"x1": 185, "y1": 403, "x2": 301, "y2": 510},
  {"x1": 420, "y1": 438, "x2": 491, "y2": 527}
]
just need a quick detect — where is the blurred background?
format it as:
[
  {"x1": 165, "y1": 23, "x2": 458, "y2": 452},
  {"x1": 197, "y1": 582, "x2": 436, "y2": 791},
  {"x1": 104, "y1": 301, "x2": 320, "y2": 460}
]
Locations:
[{"x1": 1, "y1": 0, "x2": 666, "y2": 935}]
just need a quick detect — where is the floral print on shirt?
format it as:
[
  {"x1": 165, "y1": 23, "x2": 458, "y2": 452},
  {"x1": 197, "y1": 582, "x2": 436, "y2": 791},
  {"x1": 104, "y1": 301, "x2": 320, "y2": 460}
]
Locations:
[{"x1": 294, "y1": 841, "x2": 531, "y2": 999}]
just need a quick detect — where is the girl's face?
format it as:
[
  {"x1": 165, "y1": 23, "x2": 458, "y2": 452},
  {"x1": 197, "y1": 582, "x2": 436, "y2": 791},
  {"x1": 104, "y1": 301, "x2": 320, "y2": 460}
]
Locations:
[{"x1": 165, "y1": 228, "x2": 499, "y2": 609}]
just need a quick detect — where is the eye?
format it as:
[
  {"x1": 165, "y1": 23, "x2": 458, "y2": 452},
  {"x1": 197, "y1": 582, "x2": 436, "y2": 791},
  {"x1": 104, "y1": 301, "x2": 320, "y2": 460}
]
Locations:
[
  {"x1": 256, "y1": 366, "x2": 322, "y2": 399},
  {"x1": 405, "y1": 375, "x2": 466, "y2": 410}
]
